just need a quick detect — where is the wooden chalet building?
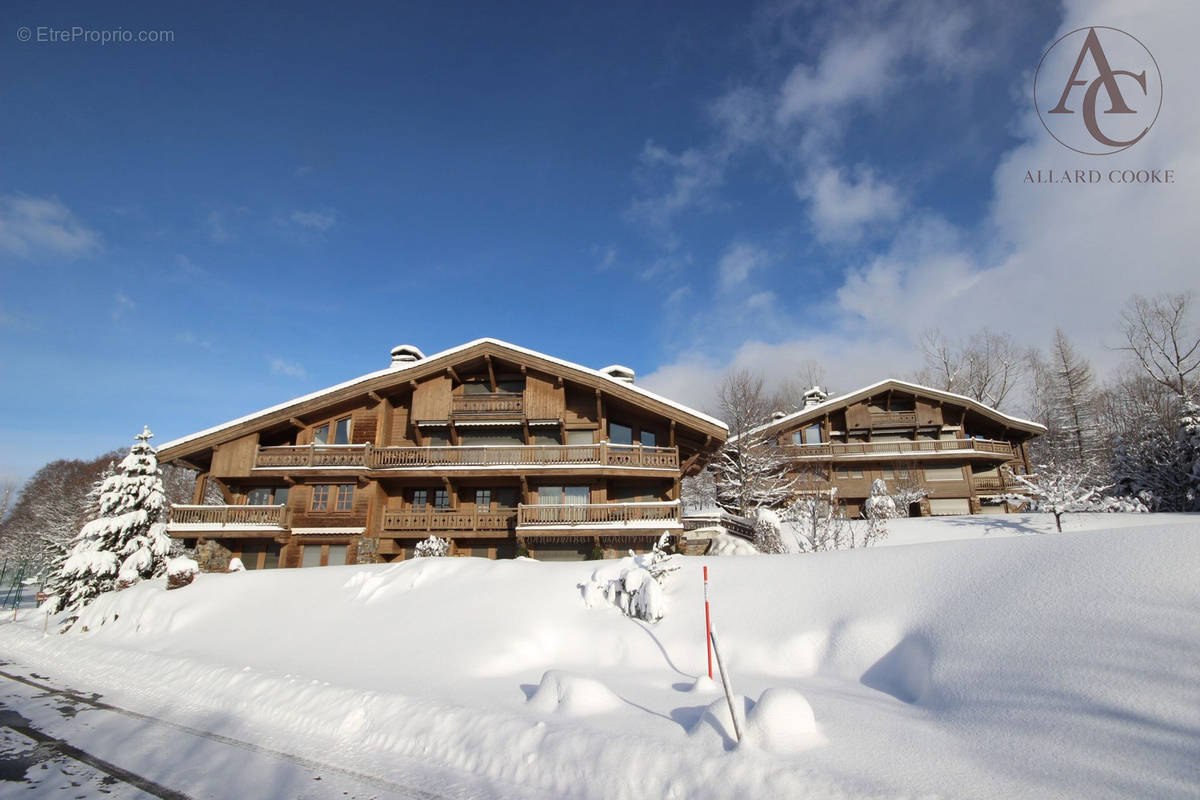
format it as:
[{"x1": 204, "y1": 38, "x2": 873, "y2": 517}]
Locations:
[
  {"x1": 157, "y1": 339, "x2": 727, "y2": 569},
  {"x1": 741, "y1": 380, "x2": 1045, "y2": 517}
]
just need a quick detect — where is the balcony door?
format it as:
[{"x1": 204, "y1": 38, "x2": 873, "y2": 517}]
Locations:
[{"x1": 537, "y1": 485, "x2": 589, "y2": 523}]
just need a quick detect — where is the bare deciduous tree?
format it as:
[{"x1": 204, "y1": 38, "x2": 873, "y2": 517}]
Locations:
[
  {"x1": 917, "y1": 328, "x2": 1026, "y2": 409},
  {"x1": 1119, "y1": 291, "x2": 1200, "y2": 401}
]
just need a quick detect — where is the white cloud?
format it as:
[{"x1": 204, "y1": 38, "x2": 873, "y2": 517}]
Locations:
[
  {"x1": 112, "y1": 293, "x2": 136, "y2": 320},
  {"x1": 270, "y1": 358, "x2": 308, "y2": 379},
  {"x1": 643, "y1": 0, "x2": 1200, "y2": 408},
  {"x1": 206, "y1": 210, "x2": 230, "y2": 243},
  {"x1": 626, "y1": 141, "x2": 728, "y2": 245},
  {"x1": 718, "y1": 242, "x2": 770, "y2": 289},
  {"x1": 0, "y1": 194, "x2": 100, "y2": 260},
  {"x1": 290, "y1": 209, "x2": 337, "y2": 231},
  {"x1": 798, "y1": 167, "x2": 904, "y2": 242}
]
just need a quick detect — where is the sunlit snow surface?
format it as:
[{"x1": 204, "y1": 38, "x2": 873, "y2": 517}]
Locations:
[{"x1": 2, "y1": 512, "x2": 1198, "y2": 799}]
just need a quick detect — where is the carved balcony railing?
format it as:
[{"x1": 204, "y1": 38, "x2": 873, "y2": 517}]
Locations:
[
  {"x1": 382, "y1": 508, "x2": 517, "y2": 532},
  {"x1": 451, "y1": 392, "x2": 524, "y2": 417},
  {"x1": 256, "y1": 444, "x2": 368, "y2": 468},
  {"x1": 870, "y1": 410, "x2": 918, "y2": 425},
  {"x1": 168, "y1": 504, "x2": 291, "y2": 529},
  {"x1": 517, "y1": 501, "x2": 682, "y2": 528},
  {"x1": 780, "y1": 438, "x2": 1017, "y2": 460},
  {"x1": 254, "y1": 443, "x2": 679, "y2": 470}
]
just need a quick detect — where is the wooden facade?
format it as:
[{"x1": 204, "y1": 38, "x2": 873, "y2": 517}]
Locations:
[
  {"x1": 158, "y1": 339, "x2": 727, "y2": 569},
  {"x1": 743, "y1": 380, "x2": 1045, "y2": 518}
]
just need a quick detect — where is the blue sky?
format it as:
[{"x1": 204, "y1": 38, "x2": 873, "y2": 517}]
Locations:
[{"x1": 2, "y1": 0, "x2": 1196, "y2": 483}]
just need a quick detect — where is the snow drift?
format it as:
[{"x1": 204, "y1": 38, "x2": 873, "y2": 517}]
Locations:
[{"x1": 2, "y1": 515, "x2": 1198, "y2": 799}]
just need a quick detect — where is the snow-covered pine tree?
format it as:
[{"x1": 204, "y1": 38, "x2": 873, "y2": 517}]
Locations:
[
  {"x1": 863, "y1": 479, "x2": 897, "y2": 546},
  {"x1": 1179, "y1": 400, "x2": 1200, "y2": 511},
  {"x1": 48, "y1": 427, "x2": 171, "y2": 615}
]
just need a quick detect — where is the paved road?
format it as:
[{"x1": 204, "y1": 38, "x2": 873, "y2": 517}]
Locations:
[{"x1": 0, "y1": 663, "x2": 531, "y2": 799}]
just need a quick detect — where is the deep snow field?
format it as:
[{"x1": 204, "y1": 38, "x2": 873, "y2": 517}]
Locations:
[{"x1": 1, "y1": 513, "x2": 1198, "y2": 799}]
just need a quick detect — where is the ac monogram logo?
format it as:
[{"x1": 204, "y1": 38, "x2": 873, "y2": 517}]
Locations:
[{"x1": 1034, "y1": 26, "x2": 1162, "y2": 156}]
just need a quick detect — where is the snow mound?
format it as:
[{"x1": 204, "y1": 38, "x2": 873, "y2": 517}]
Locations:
[
  {"x1": 688, "y1": 675, "x2": 718, "y2": 693},
  {"x1": 227, "y1": 557, "x2": 245, "y2": 572},
  {"x1": 688, "y1": 694, "x2": 749, "y2": 747},
  {"x1": 743, "y1": 688, "x2": 820, "y2": 753},
  {"x1": 707, "y1": 532, "x2": 759, "y2": 556},
  {"x1": 860, "y1": 634, "x2": 934, "y2": 705},
  {"x1": 526, "y1": 670, "x2": 622, "y2": 716}
]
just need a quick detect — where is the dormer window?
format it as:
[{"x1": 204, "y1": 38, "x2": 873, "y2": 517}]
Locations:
[
  {"x1": 314, "y1": 417, "x2": 352, "y2": 445},
  {"x1": 791, "y1": 424, "x2": 822, "y2": 445}
]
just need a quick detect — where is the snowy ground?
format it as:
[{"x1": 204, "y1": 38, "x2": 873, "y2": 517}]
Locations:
[{"x1": 1, "y1": 512, "x2": 1198, "y2": 799}]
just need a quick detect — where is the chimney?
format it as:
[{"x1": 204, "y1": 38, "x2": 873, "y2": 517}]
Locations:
[
  {"x1": 803, "y1": 386, "x2": 829, "y2": 408},
  {"x1": 390, "y1": 344, "x2": 426, "y2": 367},
  {"x1": 772, "y1": 410, "x2": 788, "y2": 421},
  {"x1": 599, "y1": 364, "x2": 636, "y2": 385}
]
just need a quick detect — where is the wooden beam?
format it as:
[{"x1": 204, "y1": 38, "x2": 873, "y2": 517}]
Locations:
[
  {"x1": 485, "y1": 355, "x2": 498, "y2": 392},
  {"x1": 681, "y1": 451, "x2": 704, "y2": 473},
  {"x1": 669, "y1": 420, "x2": 676, "y2": 448},
  {"x1": 191, "y1": 473, "x2": 209, "y2": 504},
  {"x1": 448, "y1": 421, "x2": 460, "y2": 446},
  {"x1": 595, "y1": 389, "x2": 603, "y2": 430},
  {"x1": 289, "y1": 417, "x2": 305, "y2": 429},
  {"x1": 445, "y1": 366, "x2": 460, "y2": 383},
  {"x1": 368, "y1": 390, "x2": 384, "y2": 404}
]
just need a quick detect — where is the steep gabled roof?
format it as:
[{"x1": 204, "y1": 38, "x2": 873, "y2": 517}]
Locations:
[
  {"x1": 734, "y1": 378, "x2": 1046, "y2": 442},
  {"x1": 157, "y1": 338, "x2": 728, "y2": 461}
]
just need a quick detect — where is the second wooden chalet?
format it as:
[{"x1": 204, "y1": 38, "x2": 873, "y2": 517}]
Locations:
[
  {"x1": 740, "y1": 380, "x2": 1046, "y2": 517},
  {"x1": 157, "y1": 339, "x2": 727, "y2": 569}
]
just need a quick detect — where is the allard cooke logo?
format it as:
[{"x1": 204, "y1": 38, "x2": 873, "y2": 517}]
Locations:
[{"x1": 1034, "y1": 26, "x2": 1162, "y2": 156}]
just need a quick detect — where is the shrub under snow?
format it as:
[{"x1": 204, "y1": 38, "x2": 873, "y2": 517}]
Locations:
[
  {"x1": 581, "y1": 533, "x2": 679, "y2": 623},
  {"x1": 415, "y1": 535, "x2": 449, "y2": 557}
]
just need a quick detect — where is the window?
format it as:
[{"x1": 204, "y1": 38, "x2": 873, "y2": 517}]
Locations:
[
  {"x1": 247, "y1": 487, "x2": 288, "y2": 506},
  {"x1": 792, "y1": 425, "x2": 822, "y2": 445},
  {"x1": 463, "y1": 379, "x2": 524, "y2": 394},
  {"x1": 881, "y1": 467, "x2": 910, "y2": 480},
  {"x1": 835, "y1": 467, "x2": 864, "y2": 479},
  {"x1": 312, "y1": 484, "x2": 353, "y2": 512},
  {"x1": 609, "y1": 422, "x2": 633, "y2": 445},
  {"x1": 495, "y1": 487, "x2": 519, "y2": 507},
  {"x1": 537, "y1": 485, "x2": 589, "y2": 504},
  {"x1": 311, "y1": 484, "x2": 331, "y2": 511},
  {"x1": 533, "y1": 429, "x2": 562, "y2": 446},
  {"x1": 925, "y1": 464, "x2": 964, "y2": 481},
  {"x1": 424, "y1": 427, "x2": 450, "y2": 446},
  {"x1": 327, "y1": 544, "x2": 348, "y2": 566},
  {"x1": 476, "y1": 488, "x2": 492, "y2": 508},
  {"x1": 302, "y1": 545, "x2": 322, "y2": 568},
  {"x1": 313, "y1": 417, "x2": 351, "y2": 445},
  {"x1": 433, "y1": 488, "x2": 450, "y2": 509},
  {"x1": 639, "y1": 430, "x2": 656, "y2": 447},
  {"x1": 412, "y1": 489, "x2": 428, "y2": 510},
  {"x1": 460, "y1": 427, "x2": 523, "y2": 446},
  {"x1": 566, "y1": 429, "x2": 594, "y2": 445}
]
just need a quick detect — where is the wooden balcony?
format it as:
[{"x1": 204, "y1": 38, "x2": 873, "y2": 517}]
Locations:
[
  {"x1": 168, "y1": 504, "x2": 291, "y2": 532},
  {"x1": 781, "y1": 438, "x2": 1017, "y2": 460},
  {"x1": 870, "y1": 410, "x2": 918, "y2": 425},
  {"x1": 254, "y1": 443, "x2": 679, "y2": 471},
  {"x1": 451, "y1": 392, "x2": 523, "y2": 417},
  {"x1": 256, "y1": 444, "x2": 368, "y2": 468},
  {"x1": 517, "y1": 501, "x2": 682, "y2": 529},
  {"x1": 382, "y1": 508, "x2": 517, "y2": 533}
]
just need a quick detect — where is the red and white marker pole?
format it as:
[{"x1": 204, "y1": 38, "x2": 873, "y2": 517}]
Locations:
[{"x1": 703, "y1": 565, "x2": 713, "y2": 679}]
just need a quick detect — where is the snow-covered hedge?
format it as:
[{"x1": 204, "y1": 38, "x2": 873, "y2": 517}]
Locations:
[{"x1": 580, "y1": 533, "x2": 678, "y2": 623}]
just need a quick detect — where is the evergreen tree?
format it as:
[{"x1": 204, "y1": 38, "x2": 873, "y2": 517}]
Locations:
[
  {"x1": 1179, "y1": 400, "x2": 1200, "y2": 511},
  {"x1": 47, "y1": 427, "x2": 170, "y2": 615}
]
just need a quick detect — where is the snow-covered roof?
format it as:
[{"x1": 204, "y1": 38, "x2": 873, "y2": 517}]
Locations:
[
  {"x1": 734, "y1": 378, "x2": 1046, "y2": 442},
  {"x1": 157, "y1": 338, "x2": 727, "y2": 457}
]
